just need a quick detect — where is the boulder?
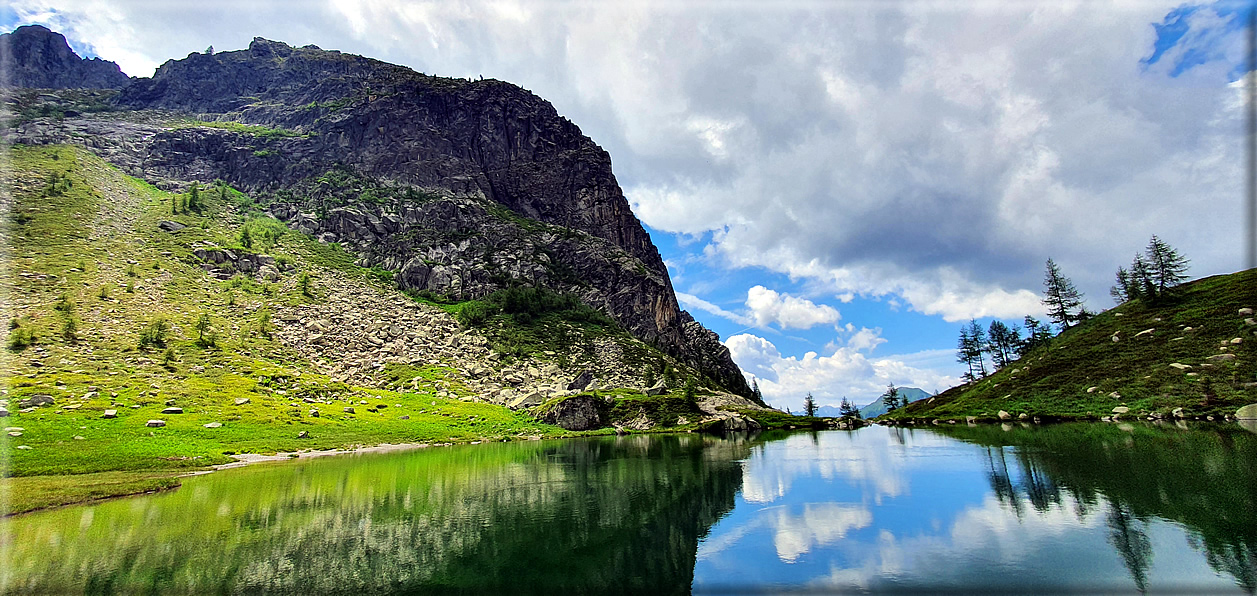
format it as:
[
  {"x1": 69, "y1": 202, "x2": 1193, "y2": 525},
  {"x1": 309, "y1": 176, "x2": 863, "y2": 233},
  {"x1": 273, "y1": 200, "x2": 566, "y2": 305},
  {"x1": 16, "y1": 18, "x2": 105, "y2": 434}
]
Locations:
[
  {"x1": 540, "y1": 395, "x2": 605, "y2": 431},
  {"x1": 566, "y1": 370, "x2": 594, "y2": 392},
  {"x1": 1112, "y1": 406, "x2": 1130, "y2": 415},
  {"x1": 19, "y1": 394, "x2": 54, "y2": 408},
  {"x1": 158, "y1": 220, "x2": 186, "y2": 232},
  {"x1": 998, "y1": 410, "x2": 1011, "y2": 420},
  {"x1": 343, "y1": 406, "x2": 355, "y2": 414},
  {"x1": 719, "y1": 414, "x2": 762, "y2": 433},
  {"x1": 146, "y1": 420, "x2": 165, "y2": 427},
  {"x1": 1018, "y1": 413, "x2": 1029, "y2": 420},
  {"x1": 0, "y1": 408, "x2": 8, "y2": 418},
  {"x1": 161, "y1": 407, "x2": 183, "y2": 414},
  {"x1": 644, "y1": 381, "x2": 668, "y2": 396},
  {"x1": 1240, "y1": 308, "x2": 1254, "y2": 316},
  {"x1": 102, "y1": 409, "x2": 117, "y2": 418},
  {"x1": 1237, "y1": 404, "x2": 1257, "y2": 420},
  {"x1": 309, "y1": 409, "x2": 319, "y2": 417},
  {"x1": 234, "y1": 398, "x2": 250, "y2": 405}
]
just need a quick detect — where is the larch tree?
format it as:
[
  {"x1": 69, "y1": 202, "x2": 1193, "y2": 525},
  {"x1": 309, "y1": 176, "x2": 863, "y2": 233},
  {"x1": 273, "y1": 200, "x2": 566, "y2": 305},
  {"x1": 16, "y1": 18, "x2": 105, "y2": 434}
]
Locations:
[{"x1": 1042, "y1": 258, "x2": 1085, "y2": 329}]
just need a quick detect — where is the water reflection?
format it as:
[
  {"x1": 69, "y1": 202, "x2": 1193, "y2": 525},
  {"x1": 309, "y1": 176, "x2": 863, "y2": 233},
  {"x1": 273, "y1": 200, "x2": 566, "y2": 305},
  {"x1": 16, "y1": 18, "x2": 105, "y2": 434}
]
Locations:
[
  {"x1": 694, "y1": 423, "x2": 1256, "y2": 594},
  {"x1": 1, "y1": 435, "x2": 748, "y2": 594},
  {"x1": 3, "y1": 423, "x2": 1254, "y2": 594}
]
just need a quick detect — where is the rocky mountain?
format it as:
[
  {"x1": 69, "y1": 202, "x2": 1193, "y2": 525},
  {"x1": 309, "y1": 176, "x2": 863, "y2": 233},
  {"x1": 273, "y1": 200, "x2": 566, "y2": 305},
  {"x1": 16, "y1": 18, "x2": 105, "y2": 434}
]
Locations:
[
  {"x1": 0, "y1": 25, "x2": 129, "y2": 89},
  {"x1": 2, "y1": 33, "x2": 753, "y2": 399}
]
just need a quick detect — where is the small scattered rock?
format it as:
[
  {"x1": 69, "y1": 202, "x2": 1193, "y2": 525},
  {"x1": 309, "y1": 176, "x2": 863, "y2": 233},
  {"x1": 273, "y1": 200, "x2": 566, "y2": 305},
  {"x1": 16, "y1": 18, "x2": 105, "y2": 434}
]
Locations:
[
  {"x1": 161, "y1": 407, "x2": 183, "y2": 414},
  {"x1": 146, "y1": 420, "x2": 166, "y2": 427},
  {"x1": 16, "y1": 445, "x2": 31, "y2": 450},
  {"x1": 1112, "y1": 406, "x2": 1130, "y2": 414},
  {"x1": 8, "y1": 431, "x2": 21, "y2": 437},
  {"x1": 399, "y1": 415, "x2": 410, "y2": 420},
  {"x1": 1240, "y1": 308, "x2": 1254, "y2": 316},
  {"x1": 1109, "y1": 392, "x2": 1121, "y2": 399},
  {"x1": 102, "y1": 409, "x2": 117, "y2": 418},
  {"x1": 1169, "y1": 363, "x2": 1191, "y2": 370},
  {"x1": 998, "y1": 410, "x2": 1011, "y2": 420},
  {"x1": 309, "y1": 409, "x2": 319, "y2": 417},
  {"x1": 1230, "y1": 337, "x2": 1243, "y2": 345},
  {"x1": 297, "y1": 431, "x2": 309, "y2": 438},
  {"x1": 1207, "y1": 354, "x2": 1237, "y2": 362},
  {"x1": 1086, "y1": 386, "x2": 1098, "y2": 393},
  {"x1": 1018, "y1": 413, "x2": 1028, "y2": 420},
  {"x1": 0, "y1": 408, "x2": 8, "y2": 418},
  {"x1": 1134, "y1": 329, "x2": 1155, "y2": 338},
  {"x1": 343, "y1": 407, "x2": 355, "y2": 414},
  {"x1": 1172, "y1": 407, "x2": 1185, "y2": 419},
  {"x1": 204, "y1": 422, "x2": 222, "y2": 428},
  {"x1": 73, "y1": 435, "x2": 85, "y2": 440},
  {"x1": 158, "y1": 220, "x2": 186, "y2": 232},
  {"x1": 234, "y1": 398, "x2": 250, "y2": 406}
]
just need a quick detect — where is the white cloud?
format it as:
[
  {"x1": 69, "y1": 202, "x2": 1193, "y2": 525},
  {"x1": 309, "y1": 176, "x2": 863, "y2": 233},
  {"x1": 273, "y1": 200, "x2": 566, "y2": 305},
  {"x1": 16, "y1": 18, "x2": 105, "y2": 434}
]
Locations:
[
  {"x1": 725, "y1": 333, "x2": 959, "y2": 410},
  {"x1": 675, "y1": 291, "x2": 751, "y2": 327},
  {"x1": 745, "y1": 285, "x2": 841, "y2": 330},
  {"x1": 10, "y1": 1, "x2": 1247, "y2": 323}
]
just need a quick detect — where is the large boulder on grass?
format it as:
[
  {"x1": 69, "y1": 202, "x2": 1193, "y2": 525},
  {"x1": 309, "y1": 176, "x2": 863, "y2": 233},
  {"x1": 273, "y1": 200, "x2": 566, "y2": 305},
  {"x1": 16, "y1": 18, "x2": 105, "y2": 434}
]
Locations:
[
  {"x1": 1237, "y1": 404, "x2": 1257, "y2": 420},
  {"x1": 540, "y1": 394, "x2": 605, "y2": 431}
]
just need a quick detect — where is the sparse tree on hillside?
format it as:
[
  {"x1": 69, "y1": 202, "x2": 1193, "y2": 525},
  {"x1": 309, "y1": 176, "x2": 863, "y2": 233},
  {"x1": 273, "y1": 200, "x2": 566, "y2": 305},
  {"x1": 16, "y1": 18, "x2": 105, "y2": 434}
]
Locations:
[
  {"x1": 1042, "y1": 258, "x2": 1085, "y2": 329},
  {"x1": 839, "y1": 397, "x2": 861, "y2": 419},
  {"x1": 883, "y1": 383, "x2": 901, "y2": 412},
  {"x1": 1111, "y1": 266, "x2": 1134, "y2": 304},
  {"x1": 803, "y1": 393, "x2": 817, "y2": 417},
  {"x1": 1019, "y1": 315, "x2": 1053, "y2": 356},
  {"x1": 1143, "y1": 235, "x2": 1190, "y2": 298},
  {"x1": 957, "y1": 325, "x2": 981, "y2": 382},
  {"x1": 985, "y1": 320, "x2": 1020, "y2": 370},
  {"x1": 187, "y1": 182, "x2": 201, "y2": 214},
  {"x1": 751, "y1": 378, "x2": 764, "y2": 404}
]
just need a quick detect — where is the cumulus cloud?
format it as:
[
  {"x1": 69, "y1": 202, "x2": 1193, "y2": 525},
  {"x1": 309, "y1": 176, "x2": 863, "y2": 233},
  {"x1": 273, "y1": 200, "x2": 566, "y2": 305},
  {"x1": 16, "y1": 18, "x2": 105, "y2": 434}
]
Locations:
[
  {"x1": 726, "y1": 333, "x2": 959, "y2": 410},
  {"x1": 10, "y1": 1, "x2": 1248, "y2": 322},
  {"x1": 745, "y1": 285, "x2": 841, "y2": 330}
]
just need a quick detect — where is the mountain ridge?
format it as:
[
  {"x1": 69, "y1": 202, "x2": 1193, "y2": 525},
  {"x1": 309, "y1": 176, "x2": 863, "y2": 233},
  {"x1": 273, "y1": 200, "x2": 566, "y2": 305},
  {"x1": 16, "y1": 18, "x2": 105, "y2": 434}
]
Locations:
[{"x1": 1, "y1": 32, "x2": 753, "y2": 398}]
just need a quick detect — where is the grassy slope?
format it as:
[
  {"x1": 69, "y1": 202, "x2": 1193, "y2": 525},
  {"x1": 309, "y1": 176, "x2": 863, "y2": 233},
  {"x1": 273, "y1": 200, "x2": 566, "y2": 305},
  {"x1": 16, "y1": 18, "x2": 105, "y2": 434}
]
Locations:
[
  {"x1": 885, "y1": 269, "x2": 1257, "y2": 422},
  {"x1": 1, "y1": 145, "x2": 582, "y2": 513}
]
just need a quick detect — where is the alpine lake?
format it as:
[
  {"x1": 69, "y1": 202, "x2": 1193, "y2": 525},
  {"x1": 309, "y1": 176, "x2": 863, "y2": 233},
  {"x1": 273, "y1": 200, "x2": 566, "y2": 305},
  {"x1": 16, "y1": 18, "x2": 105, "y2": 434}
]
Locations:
[{"x1": 3, "y1": 421, "x2": 1255, "y2": 594}]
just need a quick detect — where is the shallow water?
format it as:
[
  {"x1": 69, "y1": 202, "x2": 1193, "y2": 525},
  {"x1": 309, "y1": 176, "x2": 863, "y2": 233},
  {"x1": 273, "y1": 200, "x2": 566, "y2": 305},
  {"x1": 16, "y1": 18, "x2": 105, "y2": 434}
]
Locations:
[{"x1": 2, "y1": 423, "x2": 1254, "y2": 594}]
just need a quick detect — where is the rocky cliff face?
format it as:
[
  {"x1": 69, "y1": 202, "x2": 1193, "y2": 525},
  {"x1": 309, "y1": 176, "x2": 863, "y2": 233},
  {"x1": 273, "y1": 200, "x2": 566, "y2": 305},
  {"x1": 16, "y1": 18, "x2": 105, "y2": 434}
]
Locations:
[
  {"x1": 3, "y1": 34, "x2": 753, "y2": 398},
  {"x1": 0, "y1": 25, "x2": 129, "y2": 89}
]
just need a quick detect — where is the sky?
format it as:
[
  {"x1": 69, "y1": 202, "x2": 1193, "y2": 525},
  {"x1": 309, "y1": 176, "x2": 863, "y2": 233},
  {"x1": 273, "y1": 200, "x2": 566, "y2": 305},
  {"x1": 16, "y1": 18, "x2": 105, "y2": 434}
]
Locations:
[{"x1": 5, "y1": 1, "x2": 1253, "y2": 411}]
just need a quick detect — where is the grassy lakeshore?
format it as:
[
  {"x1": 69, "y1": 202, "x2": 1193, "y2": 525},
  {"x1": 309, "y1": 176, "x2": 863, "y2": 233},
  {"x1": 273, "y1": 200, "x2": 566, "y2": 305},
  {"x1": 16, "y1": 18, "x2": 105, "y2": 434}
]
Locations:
[
  {"x1": 879, "y1": 268, "x2": 1257, "y2": 423},
  {"x1": 0, "y1": 144, "x2": 819, "y2": 515}
]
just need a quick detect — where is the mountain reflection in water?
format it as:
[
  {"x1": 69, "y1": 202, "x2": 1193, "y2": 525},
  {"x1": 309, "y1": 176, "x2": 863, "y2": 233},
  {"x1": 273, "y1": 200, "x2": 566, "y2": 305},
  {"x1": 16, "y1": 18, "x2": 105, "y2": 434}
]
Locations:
[{"x1": 2, "y1": 423, "x2": 1254, "y2": 594}]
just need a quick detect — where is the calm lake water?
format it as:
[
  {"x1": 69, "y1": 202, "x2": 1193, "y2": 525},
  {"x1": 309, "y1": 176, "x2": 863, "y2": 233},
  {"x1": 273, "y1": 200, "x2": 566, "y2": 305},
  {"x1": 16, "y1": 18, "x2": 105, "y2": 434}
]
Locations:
[{"x1": 2, "y1": 423, "x2": 1255, "y2": 594}]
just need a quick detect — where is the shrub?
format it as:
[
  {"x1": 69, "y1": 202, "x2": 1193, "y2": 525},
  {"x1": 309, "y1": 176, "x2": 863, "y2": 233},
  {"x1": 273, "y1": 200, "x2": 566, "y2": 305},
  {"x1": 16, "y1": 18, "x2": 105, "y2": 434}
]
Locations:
[
  {"x1": 298, "y1": 272, "x2": 313, "y2": 297},
  {"x1": 456, "y1": 301, "x2": 495, "y2": 328},
  {"x1": 61, "y1": 317, "x2": 78, "y2": 343},
  {"x1": 97, "y1": 286, "x2": 109, "y2": 300},
  {"x1": 138, "y1": 317, "x2": 170, "y2": 349},
  {"x1": 8, "y1": 325, "x2": 34, "y2": 350},
  {"x1": 53, "y1": 293, "x2": 75, "y2": 313}
]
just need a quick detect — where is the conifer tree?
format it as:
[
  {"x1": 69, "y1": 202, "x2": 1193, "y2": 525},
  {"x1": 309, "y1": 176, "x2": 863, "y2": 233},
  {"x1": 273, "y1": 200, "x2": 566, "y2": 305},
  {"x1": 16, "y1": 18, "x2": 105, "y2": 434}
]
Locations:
[
  {"x1": 803, "y1": 393, "x2": 817, "y2": 417},
  {"x1": 883, "y1": 383, "x2": 901, "y2": 412},
  {"x1": 1042, "y1": 258, "x2": 1085, "y2": 329},
  {"x1": 1143, "y1": 235, "x2": 1190, "y2": 297}
]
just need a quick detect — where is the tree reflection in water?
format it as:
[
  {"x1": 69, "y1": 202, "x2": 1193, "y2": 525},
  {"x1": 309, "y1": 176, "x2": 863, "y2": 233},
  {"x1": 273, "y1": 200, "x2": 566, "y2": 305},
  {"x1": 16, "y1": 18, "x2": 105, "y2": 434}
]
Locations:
[{"x1": 953, "y1": 422, "x2": 1257, "y2": 594}]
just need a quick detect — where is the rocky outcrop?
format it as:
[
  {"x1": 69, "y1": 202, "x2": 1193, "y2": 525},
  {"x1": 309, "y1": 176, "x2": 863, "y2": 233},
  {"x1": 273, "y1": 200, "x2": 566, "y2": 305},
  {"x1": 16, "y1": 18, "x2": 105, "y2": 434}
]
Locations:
[
  {"x1": 539, "y1": 395, "x2": 606, "y2": 431},
  {"x1": 4, "y1": 33, "x2": 753, "y2": 397},
  {"x1": 0, "y1": 25, "x2": 129, "y2": 89}
]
